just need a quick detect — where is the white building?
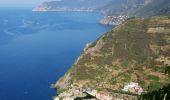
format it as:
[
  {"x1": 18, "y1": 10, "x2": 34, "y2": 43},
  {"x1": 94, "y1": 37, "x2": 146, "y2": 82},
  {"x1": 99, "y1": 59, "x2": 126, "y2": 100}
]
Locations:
[
  {"x1": 53, "y1": 97, "x2": 59, "y2": 100},
  {"x1": 85, "y1": 89, "x2": 97, "y2": 97},
  {"x1": 123, "y1": 82, "x2": 143, "y2": 95}
]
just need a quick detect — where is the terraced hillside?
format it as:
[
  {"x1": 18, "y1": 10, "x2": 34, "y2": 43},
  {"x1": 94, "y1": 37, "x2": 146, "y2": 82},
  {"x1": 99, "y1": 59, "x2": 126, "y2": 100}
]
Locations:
[{"x1": 55, "y1": 16, "x2": 170, "y2": 99}]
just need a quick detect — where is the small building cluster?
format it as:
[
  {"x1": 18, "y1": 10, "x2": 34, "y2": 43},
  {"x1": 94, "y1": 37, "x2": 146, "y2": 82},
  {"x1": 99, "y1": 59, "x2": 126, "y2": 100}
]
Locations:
[
  {"x1": 123, "y1": 82, "x2": 143, "y2": 95},
  {"x1": 100, "y1": 15, "x2": 129, "y2": 25}
]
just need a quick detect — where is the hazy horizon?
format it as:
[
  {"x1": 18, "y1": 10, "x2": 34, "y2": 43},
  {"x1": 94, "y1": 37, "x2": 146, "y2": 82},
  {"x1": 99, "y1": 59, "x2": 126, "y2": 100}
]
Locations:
[{"x1": 0, "y1": 0, "x2": 48, "y2": 7}]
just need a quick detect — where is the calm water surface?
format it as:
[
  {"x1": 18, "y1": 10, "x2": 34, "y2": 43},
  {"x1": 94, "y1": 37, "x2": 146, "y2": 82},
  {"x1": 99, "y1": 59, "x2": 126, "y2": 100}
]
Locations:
[{"x1": 0, "y1": 8, "x2": 112, "y2": 100}]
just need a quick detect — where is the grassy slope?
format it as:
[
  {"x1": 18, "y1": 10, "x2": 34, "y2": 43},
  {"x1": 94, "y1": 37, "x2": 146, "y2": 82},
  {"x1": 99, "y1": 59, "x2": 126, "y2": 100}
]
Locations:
[{"x1": 56, "y1": 16, "x2": 170, "y2": 93}]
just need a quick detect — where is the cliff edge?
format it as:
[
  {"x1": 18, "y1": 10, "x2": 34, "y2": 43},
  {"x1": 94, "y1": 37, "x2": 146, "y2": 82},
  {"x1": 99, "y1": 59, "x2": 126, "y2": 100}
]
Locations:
[{"x1": 54, "y1": 16, "x2": 170, "y2": 100}]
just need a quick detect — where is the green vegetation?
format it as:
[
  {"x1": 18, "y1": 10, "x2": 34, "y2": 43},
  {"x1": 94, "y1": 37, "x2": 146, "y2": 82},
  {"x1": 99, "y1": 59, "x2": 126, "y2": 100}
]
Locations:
[
  {"x1": 165, "y1": 65, "x2": 170, "y2": 76},
  {"x1": 138, "y1": 65, "x2": 170, "y2": 100},
  {"x1": 153, "y1": 66, "x2": 165, "y2": 73},
  {"x1": 149, "y1": 82, "x2": 162, "y2": 91},
  {"x1": 110, "y1": 77, "x2": 117, "y2": 84},
  {"x1": 56, "y1": 16, "x2": 170, "y2": 99},
  {"x1": 138, "y1": 84, "x2": 170, "y2": 100},
  {"x1": 148, "y1": 75, "x2": 160, "y2": 81},
  {"x1": 121, "y1": 73, "x2": 131, "y2": 82},
  {"x1": 57, "y1": 88, "x2": 67, "y2": 94},
  {"x1": 122, "y1": 60, "x2": 130, "y2": 68},
  {"x1": 107, "y1": 89, "x2": 139, "y2": 97}
]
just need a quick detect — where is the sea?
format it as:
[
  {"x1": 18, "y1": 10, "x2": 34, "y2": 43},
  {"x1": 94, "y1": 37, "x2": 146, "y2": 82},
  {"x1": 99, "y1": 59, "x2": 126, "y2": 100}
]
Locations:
[{"x1": 0, "y1": 8, "x2": 112, "y2": 100}]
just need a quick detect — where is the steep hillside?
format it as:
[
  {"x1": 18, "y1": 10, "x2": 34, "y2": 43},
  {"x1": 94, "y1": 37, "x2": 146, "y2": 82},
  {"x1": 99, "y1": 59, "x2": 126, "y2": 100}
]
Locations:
[
  {"x1": 32, "y1": 0, "x2": 112, "y2": 11},
  {"x1": 54, "y1": 16, "x2": 170, "y2": 99},
  {"x1": 33, "y1": 0, "x2": 170, "y2": 17},
  {"x1": 99, "y1": 0, "x2": 170, "y2": 25},
  {"x1": 33, "y1": 0, "x2": 148, "y2": 14},
  {"x1": 100, "y1": 0, "x2": 147, "y2": 15},
  {"x1": 100, "y1": 0, "x2": 170, "y2": 16},
  {"x1": 134, "y1": 0, "x2": 170, "y2": 17}
]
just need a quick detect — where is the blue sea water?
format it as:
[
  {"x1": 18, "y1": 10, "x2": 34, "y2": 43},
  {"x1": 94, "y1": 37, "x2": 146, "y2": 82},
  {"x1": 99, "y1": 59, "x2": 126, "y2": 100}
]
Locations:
[{"x1": 0, "y1": 8, "x2": 112, "y2": 100}]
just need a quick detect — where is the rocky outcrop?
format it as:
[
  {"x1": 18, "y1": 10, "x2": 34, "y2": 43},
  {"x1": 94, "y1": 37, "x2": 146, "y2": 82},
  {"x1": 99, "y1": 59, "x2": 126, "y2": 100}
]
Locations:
[
  {"x1": 100, "y1": 16, "x2": 129, "y2": 25},
  {"x1": 85, "y1": 39, "x2": 104, "y2": 55},
  {"x1": 55, "y1": 72, "x2": 72, "y2": 89}
]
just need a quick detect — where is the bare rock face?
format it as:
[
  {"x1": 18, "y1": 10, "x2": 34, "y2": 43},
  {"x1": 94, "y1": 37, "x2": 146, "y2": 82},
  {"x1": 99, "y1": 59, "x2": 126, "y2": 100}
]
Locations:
[
  {"x1": 85, "y1": 39, "x2": 104, "y2": 54},
  {"x1": 100, "y1": 16, "x2": 129, "y2": 25},
  {"x1": 55, "y1": 73, "x2": 72, "y2": 89}
]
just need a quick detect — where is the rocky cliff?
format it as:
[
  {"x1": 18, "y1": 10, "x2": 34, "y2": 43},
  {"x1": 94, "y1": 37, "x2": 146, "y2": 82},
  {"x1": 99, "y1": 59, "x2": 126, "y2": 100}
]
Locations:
[
  {"x1": 99, "y1": 16, "x2": 128, "y2": 25},
  {"x1": 54, "y1": 16, "x2": 170, "y2": 100}
]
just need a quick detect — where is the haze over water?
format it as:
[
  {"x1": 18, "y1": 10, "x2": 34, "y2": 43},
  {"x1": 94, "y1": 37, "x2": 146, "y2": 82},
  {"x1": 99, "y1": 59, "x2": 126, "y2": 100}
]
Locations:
[{"x1": 0, "y1": 8, "x2": 112, "y2": 100}]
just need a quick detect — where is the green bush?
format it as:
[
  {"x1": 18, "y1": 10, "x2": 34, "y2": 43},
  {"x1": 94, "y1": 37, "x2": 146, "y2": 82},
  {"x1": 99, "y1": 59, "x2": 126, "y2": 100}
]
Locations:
[
  {"x1": 57, "y1": 88, "x2": 67, "y2": 94},
  {"x1": 110, "y1": 77, "x2": 117, "y2": 84},
  {"x1": 148, "y1": 75, "x2": 160, "y2": 81}
]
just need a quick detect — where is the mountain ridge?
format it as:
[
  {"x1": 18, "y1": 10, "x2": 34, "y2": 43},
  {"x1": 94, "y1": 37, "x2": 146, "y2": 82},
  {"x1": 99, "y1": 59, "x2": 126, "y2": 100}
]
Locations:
[
  {"x1": 32, "y1": 0, "x2": 112, "y2": 12},
  {"x1": 33, "y1": 0, "x2": 170, "y2": 26},
  {"x1": 33, "y1": 0, "x2": 148, "y2": 15},
  {"x1": 33, "y1": 0, "x2": 170, "y2": 17}
]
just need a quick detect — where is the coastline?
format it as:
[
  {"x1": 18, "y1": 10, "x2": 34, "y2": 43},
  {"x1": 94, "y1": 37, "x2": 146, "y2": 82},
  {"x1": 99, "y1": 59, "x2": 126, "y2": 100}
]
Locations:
[
  {"x1": 32, "y1": 9, "x2": 128, "y2": 26},
  {"x1": 52, "y1": 15, "x2": 170, "y2": 100}
]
